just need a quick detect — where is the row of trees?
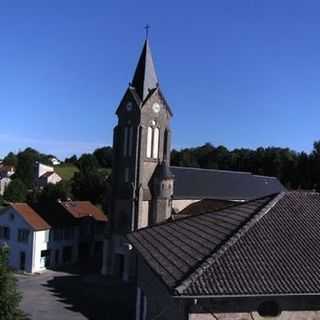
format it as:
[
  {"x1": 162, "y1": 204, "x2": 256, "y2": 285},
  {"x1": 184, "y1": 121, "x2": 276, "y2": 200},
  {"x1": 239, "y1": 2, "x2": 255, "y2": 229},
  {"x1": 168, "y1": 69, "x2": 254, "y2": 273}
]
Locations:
[
  {"x1": 65, "y1": 146, "x2": 113, "y2": 169},
  {"x1": 1, "y1": 147, "x2": 113, "y2": 211},
  {"x1": 171, "y1": 142, "x2": 320, "y2": 190},
  {"x1": 2, "y1": 140, "x2": 320, "y2": 209}
]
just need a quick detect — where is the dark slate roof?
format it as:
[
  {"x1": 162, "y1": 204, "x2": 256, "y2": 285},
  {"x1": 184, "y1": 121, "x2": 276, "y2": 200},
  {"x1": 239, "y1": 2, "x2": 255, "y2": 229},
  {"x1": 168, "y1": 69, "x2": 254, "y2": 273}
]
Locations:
[
  {"x1": 131, "y1": 40, "x2": 158, "y2": 101},
  {"x1": 129, "y1": 192, "x2": 320, "y2": 298},
  {"x1": 128, "y1": 194, "x2": 274, "y2": 294},
  {"x1": 154, "y1": 162, "x2": 175, "y2": 180},
  {"x1": 171, "y1": 166, "x2": 285, "y2": 201}
]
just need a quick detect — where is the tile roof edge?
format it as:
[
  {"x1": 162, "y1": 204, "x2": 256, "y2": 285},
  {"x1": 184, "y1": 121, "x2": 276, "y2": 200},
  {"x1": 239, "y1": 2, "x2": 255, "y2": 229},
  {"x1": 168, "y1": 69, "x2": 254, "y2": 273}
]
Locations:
[
  {"x1": 172, "y1": 195, "x2": 249, "y2": 201},
  {"x1": 170, "y1": 166, "x2": 252, "y2": 175},
  {"x1": 11, "y1": 203, "x2": 51, "y2": 230},
  {"x1": 174, "y1": 192, "x2": 285, "y2": 295},
  {"x1": 128, "y1": 196, "x2": 256, "y2": 236}
]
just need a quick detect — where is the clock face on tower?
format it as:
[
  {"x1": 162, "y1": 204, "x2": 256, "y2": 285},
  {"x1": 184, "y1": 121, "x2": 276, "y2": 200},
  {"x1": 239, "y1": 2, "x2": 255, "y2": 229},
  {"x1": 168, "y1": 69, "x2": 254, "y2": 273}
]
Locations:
[
  {"x1": 126, "y1": 102, "x2": 133, "y2": 112},
  {"x1": 152, "y1": 102, "x2": 161, "y2": 113}
]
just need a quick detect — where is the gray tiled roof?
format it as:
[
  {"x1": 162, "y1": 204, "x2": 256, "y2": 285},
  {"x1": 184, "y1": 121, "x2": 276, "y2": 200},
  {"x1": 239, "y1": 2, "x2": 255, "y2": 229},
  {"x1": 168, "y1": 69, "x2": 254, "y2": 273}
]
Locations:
[
  {"x1": 128, "y1": 192, "x2": 320, "y2": 297},
  {"x1": 171, "y1": 166, "x2": 285, "y2": 201},
  {"x1": 128, "y1": 194, "x2": 274, "y2": 293}
]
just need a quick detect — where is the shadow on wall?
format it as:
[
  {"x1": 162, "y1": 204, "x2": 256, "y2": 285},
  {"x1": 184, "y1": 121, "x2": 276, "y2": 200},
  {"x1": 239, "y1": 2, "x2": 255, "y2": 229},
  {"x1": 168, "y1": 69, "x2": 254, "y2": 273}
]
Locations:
[{"x1": 42, "y1": 273, "x2": 136, "y2": 320}]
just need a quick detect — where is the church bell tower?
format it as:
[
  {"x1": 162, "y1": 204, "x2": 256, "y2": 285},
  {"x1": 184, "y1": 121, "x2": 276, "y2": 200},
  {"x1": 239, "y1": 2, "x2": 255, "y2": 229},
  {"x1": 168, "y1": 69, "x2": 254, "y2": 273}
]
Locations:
[{"x1": 104, "y1": 38, "x2": 174, "y2": 278}]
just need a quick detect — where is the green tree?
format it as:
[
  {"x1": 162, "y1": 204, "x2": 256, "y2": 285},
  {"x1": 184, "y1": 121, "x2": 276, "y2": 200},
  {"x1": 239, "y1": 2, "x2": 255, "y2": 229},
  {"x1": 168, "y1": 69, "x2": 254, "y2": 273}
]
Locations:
[
  {"x1": 15, "y1": 149, "x2": 39, "y2": 188},
  {"x1": 76, "y1": 154, "x2": 99, "y2": 175},
  {"x1": 0, "y1": 246, "x2": 24, "y2": 320},
  {"x1": 72, "y1": 171, "x2": 107, "y2": 205},
  {"x1": 65, "y1": 155, "x2": 78, "y2": 165},
  {"x1": 93, "y1": 147, "x2": 113, "y2": 168},
  {"x1": 38, "y1": 181, "x2": 71, "y2": 206},
  {"x1": 3, "y1": 152, "x2": 18, "y2": 167},
  {"x1": 3, "y1": 179, "x2": 27, "y2": 203}
]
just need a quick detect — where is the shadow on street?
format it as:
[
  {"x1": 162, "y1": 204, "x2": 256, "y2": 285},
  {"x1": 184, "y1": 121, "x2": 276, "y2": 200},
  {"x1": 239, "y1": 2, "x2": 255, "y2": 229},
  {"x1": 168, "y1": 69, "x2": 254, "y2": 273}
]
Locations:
[{"x1": 43, "y1": 274, "x2": 135, "y2": 320}]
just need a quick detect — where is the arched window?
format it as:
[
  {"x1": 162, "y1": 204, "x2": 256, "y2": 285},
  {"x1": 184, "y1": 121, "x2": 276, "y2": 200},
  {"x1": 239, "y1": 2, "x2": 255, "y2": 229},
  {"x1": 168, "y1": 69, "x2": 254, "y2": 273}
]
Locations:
[
  {"x1": 164, "y1": 129, "x2": 168, "y2": 158},
  {"x1": 123, "y1": 127, "x2": 128, "y2": 156},
  {"x1": 123, "y1": 126, "x2": 133, "y2": 157},
  {"x1": 128, "y1": 126, "x2": 133, "y2": 156},
  {"x1": 152, "y1": 128, "x2": 159, "y2": 159},
  {"x1": 146, "y1": 127, "x2": 152, "y2": 158}
]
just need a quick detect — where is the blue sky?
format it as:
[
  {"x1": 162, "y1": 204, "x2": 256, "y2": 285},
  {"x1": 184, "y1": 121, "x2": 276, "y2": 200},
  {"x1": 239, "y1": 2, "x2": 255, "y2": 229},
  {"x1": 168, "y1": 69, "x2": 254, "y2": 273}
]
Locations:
[{"x1": 1, "y1": 1, "x2": 320, "y2": 159}]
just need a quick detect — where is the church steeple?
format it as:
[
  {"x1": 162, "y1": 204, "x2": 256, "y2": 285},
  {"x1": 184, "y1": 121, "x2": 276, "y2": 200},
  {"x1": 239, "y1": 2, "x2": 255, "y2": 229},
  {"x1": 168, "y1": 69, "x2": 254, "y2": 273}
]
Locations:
[
  {"x1": 131, "y1": 40, "x2": 159, "y2": 101},
  {"x1": 103, "y1": 35, "x2": 174, "y2": 278}
]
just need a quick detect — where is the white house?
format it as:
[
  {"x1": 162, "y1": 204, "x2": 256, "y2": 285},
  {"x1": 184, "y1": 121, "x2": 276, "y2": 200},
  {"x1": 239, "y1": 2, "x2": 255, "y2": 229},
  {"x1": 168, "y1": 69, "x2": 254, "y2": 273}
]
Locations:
[
  {"x1": 38, "y1": 171, "x2": 62, "y2": 187},
  {"x1": 0, "y1": 203, "x2": 51, "y2": 273},
  {"x1": 36, "y1": 162, "x2": 54, "y2": 178},
  {"x1": 49, "y1": 157, "x2": 61, "y2": 166},
  {"x1": 0, "y1": 165, "x2": 15, "y2": 178},
  {"x1": 0, "y1": 201, "x2": 108, "y2": 273},
  {"x1": 0, "y1": 177, "x2": 11, "y2": 196},
  {"x1": 34, "y1": 162, "x2": 62, "y2": 188}
]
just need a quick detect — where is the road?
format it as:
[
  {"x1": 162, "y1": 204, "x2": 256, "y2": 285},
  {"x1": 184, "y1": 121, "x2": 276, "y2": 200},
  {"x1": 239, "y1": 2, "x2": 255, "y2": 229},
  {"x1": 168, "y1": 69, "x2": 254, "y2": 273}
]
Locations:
[{"x1": 16, "y1": 268, "x2": 135, "y2": 320}]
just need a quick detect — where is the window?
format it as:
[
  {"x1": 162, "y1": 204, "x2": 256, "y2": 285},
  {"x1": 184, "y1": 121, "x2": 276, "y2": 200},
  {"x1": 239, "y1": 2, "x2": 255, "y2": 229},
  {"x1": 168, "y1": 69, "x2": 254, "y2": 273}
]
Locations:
[
  {"x1": 146, "y1": 126, "x2": 160, "y2": 159},
  {"x1": 124, "y1": 168, "x2": 129, "y2": 183},
  {"x1": 95, "y1": 223, "x2": 105, "y2": 235},
  {"x1": 153, "y1": 127, "x2": 159, "y2": 159},
  {"x1": 128, "y1": 126, "x2": 133, "y2": 156},
  {"x1": 123, "y1": 126, "x2": 133, "y2": 157},
  {"x1": 146, "y1": 127, "x2": 152, "y2": 158},
  {"x1": 0, "y1": 226, "x2": 10, "y2": 240},
  {"x1": 63, "y1": 228, "x2": 74, "y2": 241},
  {"x1": 164, "y1": 129, "x2": 169, "y2": 158},
  {"x1": 123, "y1": 127, "x2": 128, "y2": 156},
  {"x1": 17, "y1": 229, "x2": 29, "y2": 243},
  {"x1": 62, "y1": 246, "x2": 72, "y2": 263}
]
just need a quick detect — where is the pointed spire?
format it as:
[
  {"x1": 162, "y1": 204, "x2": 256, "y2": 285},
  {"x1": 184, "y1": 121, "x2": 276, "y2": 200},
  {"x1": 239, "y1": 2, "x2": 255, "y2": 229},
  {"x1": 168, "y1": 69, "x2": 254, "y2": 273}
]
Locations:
[
  {"x1": 131, "y1": 40, "x2": 159, "y2": 101},
  {"x1": 154, "y1": 161, "x2": 175, "y2": 180}
]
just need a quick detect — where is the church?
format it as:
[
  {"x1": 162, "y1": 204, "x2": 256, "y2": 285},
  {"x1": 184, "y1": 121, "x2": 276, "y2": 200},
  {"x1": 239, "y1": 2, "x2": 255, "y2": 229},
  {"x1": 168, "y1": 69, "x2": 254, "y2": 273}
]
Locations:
[
  {"x1": 115, "y1": 40, "x2": 320, "y2": 320},
  {"x1": 101, "y1": 38, "x2": 284, "y2": 280}
]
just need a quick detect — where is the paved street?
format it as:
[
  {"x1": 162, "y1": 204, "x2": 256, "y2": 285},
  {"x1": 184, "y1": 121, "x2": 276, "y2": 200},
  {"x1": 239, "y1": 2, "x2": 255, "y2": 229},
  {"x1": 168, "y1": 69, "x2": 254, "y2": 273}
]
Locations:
[{"x1": 16, "y1": 268, "x2": 135, "y2": 320}]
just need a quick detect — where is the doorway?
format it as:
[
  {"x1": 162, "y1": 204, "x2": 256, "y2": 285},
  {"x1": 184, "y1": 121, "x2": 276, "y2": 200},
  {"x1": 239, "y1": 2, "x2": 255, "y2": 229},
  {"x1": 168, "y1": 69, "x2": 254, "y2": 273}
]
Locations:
[
  {"x1": 20, "y1": 252, "x2": 26, "y2": 271},
  {"x1": 55, "y1": 250, "x2": 60, "y2": 266}
]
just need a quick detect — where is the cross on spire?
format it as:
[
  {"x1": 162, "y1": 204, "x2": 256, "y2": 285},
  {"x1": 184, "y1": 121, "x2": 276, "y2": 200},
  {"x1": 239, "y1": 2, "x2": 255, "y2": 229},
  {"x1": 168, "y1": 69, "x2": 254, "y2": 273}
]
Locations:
[
  {"x1": 144, "y1": 24, "x2": 150, "y2": 40},
  {"x1": 131, "y1": 34, "x2": 158, "y2": 100}
]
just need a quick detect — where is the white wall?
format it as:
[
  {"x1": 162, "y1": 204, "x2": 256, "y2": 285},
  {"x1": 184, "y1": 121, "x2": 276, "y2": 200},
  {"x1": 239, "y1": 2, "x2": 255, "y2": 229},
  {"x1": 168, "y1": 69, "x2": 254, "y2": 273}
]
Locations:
[
  {"x1": 172, "y1": 199, "x2": 200, "y2": 213},
  {"x1": 32, "y1": 230, "x2": 49, "y2": 273},
  {"x1": 0, "y1": 178, "x2": 11, "y2": 196},
  {"x1": 0, "y1": 208, "x2": 34, "y2": 273},
  {"x1": 38, "y1": 163, "x2": 54, "y2": 178},
  {"x1": 47, "y1": 172, "x2": 62, "y2": 185}
]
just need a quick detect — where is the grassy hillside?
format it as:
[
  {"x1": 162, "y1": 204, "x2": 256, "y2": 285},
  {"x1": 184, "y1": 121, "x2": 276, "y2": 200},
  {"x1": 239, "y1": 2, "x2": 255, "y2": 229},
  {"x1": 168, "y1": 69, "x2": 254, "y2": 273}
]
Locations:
[{"x1": 55, "y1": 164, "x2": 79, "y2": 181}]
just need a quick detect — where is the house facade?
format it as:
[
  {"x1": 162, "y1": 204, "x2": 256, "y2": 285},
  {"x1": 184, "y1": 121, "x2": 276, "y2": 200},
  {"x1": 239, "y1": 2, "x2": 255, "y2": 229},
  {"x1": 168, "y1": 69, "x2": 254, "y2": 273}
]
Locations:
[
  {"x1": 34, "y1": 162, "x2": 62, "y2": 188},
  {"x1": 0, "y1": 177, "x2": 11, "y2": 196},
  {"x1": 0, "y1": 201, "x2": 107, "y2": 273},
  {"x1": 0, "y1": 165, "x2": 15, "y2": 178},
  {"x1": 0, "y1": 203, "x2": 52, "y2": 273}
]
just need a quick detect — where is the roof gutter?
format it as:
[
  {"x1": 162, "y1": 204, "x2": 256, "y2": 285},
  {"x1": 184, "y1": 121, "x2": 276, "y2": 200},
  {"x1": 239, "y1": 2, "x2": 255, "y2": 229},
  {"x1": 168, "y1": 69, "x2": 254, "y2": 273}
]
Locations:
[{"x1": 173, "y1": 293, "x2": 320, "y2": 314}]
